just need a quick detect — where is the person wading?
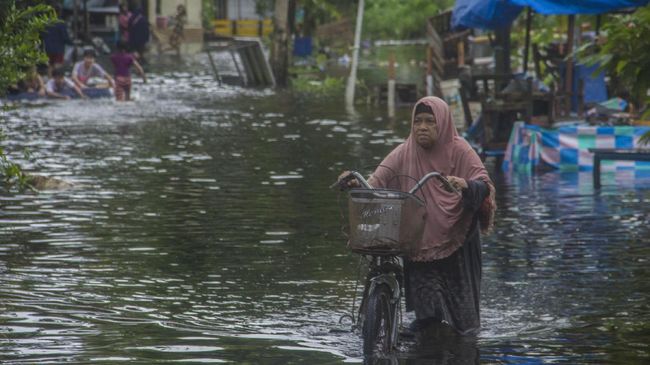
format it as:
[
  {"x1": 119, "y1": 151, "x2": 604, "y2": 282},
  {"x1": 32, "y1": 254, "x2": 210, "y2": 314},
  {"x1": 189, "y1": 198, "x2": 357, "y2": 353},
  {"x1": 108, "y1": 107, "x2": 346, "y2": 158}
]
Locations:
[{"x1": 339, "y1": 96, "x2": 496, "y2": 336}]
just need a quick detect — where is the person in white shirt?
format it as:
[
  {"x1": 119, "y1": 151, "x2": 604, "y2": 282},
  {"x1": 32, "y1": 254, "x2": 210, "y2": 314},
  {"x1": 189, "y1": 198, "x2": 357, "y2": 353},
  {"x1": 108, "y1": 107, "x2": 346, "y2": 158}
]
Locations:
[
  {"x1": 71, "y1": 49, "x2": 114, "y2": 89},
  {"x1": 46, "y1": 67, "x2": 86, "y2": 99}
]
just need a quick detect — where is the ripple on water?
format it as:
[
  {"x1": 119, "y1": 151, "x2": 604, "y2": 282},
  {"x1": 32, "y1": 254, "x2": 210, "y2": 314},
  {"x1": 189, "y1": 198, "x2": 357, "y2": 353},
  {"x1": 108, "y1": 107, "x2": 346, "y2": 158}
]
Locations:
[{"x1": 1, "y1": 70, "x2": 649, "y2": 364}]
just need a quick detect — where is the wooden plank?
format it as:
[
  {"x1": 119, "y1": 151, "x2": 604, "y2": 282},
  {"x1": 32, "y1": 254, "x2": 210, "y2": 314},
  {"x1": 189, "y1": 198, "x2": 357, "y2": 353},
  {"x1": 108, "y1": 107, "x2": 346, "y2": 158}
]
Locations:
[
  {"x1": 426, "y1": 23, "x2": 444, "y2": 76},
  {"x1": 588, "y1": 148, "x2": 650, "y2": 188}
]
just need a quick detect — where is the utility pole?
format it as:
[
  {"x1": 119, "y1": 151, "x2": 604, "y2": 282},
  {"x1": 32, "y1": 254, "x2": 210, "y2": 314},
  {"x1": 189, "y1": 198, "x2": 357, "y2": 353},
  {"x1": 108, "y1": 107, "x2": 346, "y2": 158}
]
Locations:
[
  {"x1": 345, "y1": 0, "x2": 364, "y2": 108},
  {"x1": 270, "y1": 0, "x2": 293, "y2": 88},
  {"x1": 387, "y1": 53, "x2": 396, "y2": 118}
]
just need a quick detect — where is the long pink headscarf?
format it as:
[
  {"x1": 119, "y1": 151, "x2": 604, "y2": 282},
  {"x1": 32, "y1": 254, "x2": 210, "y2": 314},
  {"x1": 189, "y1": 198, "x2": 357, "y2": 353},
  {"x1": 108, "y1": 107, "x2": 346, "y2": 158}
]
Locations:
[{"x1": 371, "y1": 96, "x2": 496, "y2": 261}]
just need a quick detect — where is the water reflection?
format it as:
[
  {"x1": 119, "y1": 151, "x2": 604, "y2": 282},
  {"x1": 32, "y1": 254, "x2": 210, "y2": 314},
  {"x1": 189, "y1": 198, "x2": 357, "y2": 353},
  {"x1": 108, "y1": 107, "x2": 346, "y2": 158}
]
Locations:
[{"x1": 1, "y1": 68, "x2": 649, "y2": 364}]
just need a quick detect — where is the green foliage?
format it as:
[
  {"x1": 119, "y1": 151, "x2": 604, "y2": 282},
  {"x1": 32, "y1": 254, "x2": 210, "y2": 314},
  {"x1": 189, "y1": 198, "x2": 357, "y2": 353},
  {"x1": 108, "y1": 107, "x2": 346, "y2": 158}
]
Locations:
[
  {"x1": 0, "y1": 1, "x2": 57, "y2": 96},
  {"x1": 202, "y1": 0, "x2": 216, "y2": 30},
  {"x1": 292, "y1": 75, "x2": 344, "y2": 97},
  {"x1": 0, "y1": 130, "x2": 29, "y2": 189},
  {"x1": 298, "y1": 0, "x2": 349, "y2": 35},
  {"x1": 0, "y1": 0, "x2": 57, "y2": 190},
  {"x1": 640, "y1": 131, "x2": 650, "y2": 146},
  {"x1": 254, "y1": 0, "x2": 274, "y2": 17},
  {"x1": 364, "y1": 0, "x2": 454, "y2": 39},
  {"x1": 579, "y1": 6, "x2": 650, "y2": 107}
]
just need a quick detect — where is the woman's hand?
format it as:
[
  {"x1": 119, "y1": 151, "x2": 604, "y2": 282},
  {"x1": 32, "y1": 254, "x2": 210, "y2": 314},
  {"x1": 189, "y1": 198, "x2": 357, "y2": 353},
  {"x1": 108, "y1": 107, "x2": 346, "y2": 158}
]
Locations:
[
  {"x1": 338, "y1": 171, "x2": 360, "y2": 188},
  {"x1": 446, "y1": 176, "x2": 468, "y2": 191}
]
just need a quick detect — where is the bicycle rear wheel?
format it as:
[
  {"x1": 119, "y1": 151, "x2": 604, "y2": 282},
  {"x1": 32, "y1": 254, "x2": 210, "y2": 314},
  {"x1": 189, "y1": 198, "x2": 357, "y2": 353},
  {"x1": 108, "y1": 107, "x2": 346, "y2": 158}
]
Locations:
[{"x1": 362, "y1": 283, "x2": 394, "y2": 355}]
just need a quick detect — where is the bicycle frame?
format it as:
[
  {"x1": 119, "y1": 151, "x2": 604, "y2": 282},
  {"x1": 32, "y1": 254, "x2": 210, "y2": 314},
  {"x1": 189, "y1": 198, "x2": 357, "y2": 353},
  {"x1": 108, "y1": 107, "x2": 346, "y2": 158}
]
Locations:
[
  {"x1": 360, "y1": 255, "x2": 403, "y2": 351},
  {"x1": 332, "y1": 169, "x2": 458, "y2": 354}
]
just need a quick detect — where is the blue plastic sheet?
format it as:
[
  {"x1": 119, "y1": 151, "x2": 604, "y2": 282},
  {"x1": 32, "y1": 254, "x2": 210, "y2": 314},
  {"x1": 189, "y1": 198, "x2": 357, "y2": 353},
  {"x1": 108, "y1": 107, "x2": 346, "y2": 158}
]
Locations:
[
  {"x1": 293, "y1": 37, "x2": 313, "y2": 57},
  {"x1": 452, "y1": 0, "x2": 522, "y2": 30},
  {"x1": 510, "y1": 0, "x2": 650, "y2": 15},
  {"x1": 452, "y1": 0, "x2": 650, "y2": 29}
]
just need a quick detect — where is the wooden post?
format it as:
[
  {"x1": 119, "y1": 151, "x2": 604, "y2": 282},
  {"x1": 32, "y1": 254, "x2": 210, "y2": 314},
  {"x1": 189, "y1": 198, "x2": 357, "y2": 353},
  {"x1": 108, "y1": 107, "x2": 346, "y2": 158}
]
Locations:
[
  {"x1": 494, "y1": 25, "x2": 512, "y2": 77},
  {"x1": 533, "y1": 43, "x2": 541, "y2": 79},
  {"x1": 206, "y1": 49, "x2": 222, "y2": 85},
  {"x1": 426, "y1": 46, "x2": 434, "y2": 96},
  {"x1": 593, "y1": 152, "x2": 601, "y2": 189},
  {"x1": 83, "y1": 0, "x2": 89, "y2": 41},
  {"x1": 523, "y1": 7, "x2": 532, "y2": 74},
  {"x1": 229, "y1": 49, "x2": 245, "y2": 86},
  {"x1": 457, "y1": 41, "x2": 465, "y2": 67},
  {"x1": 565, "y1": 15, "x2": 575, "y2": 113},
  {"x1": 270, "y1": 0, "x2": 293, "y2": 88},
  {"x1": 388, "y1": 53, "x2": 396, "y2": 118},
  {"x1": 345, "y1": 0, "x2": 365, "y2": 108},
  {"x1": 73, "y1": 0, "x2": 79, "y2": 62}
]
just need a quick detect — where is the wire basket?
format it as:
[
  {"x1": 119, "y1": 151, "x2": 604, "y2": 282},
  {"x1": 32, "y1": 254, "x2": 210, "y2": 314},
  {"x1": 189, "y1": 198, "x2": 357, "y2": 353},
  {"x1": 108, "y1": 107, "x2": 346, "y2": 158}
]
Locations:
[{"x1": 347, "y1": 189, "x2": 426, "y2": 255}]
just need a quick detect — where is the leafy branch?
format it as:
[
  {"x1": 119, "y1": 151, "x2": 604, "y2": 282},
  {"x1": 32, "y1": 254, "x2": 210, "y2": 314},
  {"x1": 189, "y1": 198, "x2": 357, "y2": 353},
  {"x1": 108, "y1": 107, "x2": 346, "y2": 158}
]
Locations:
[{"x1": 0, "y1": 1, "x2": 57, "y2": 189}]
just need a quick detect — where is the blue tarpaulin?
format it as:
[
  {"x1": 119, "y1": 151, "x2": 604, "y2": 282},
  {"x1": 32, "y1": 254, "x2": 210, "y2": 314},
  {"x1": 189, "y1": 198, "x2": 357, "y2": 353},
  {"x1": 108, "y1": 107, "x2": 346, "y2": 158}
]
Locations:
[
  {"x1": 452, "y1": 0, "x2": 650, "y2": 29},
  {"x1": 510, "y1": 0, "x2": 650, "y2": 15},
  {"x1": 452, "y1": 0, "x2": 523, "y2": 30}
]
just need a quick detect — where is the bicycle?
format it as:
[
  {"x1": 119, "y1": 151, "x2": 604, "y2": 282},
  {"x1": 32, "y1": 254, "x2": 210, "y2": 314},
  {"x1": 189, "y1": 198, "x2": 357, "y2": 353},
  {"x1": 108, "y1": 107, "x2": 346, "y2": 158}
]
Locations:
[{"x1": 331, "y1": 170, "x2": 458, "y2": 355}]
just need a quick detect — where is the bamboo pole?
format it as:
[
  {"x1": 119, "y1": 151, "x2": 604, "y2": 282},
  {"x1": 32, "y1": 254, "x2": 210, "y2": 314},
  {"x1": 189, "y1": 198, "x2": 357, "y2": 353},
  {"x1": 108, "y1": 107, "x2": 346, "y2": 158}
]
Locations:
[
  {"x1": 565, "y1": 15, "x2": 575, "y2": 114},
  {"x1": 270, "y1": 0, "x2": 291, "y2": 87},
  {"x1": 345, "y1": 0, "x2": 365, "y2": 108},
  {"x1": 426, "y1": 46, "x2": 434, "y2": 96},
  {"x1": 388, "y1": 52, "x2": 396, "y2": 118},
  {"x1": 523, "y1": 7, "x2": 532, "y2": 74}
]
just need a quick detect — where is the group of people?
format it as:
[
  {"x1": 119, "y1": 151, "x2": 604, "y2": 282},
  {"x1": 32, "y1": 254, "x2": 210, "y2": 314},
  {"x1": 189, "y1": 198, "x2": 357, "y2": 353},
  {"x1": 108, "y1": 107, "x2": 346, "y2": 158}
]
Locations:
[
  {"x1": 10, "y1": 45, "x2": 146, "y2": 102},
  {"x1": 117, "y1": 3, "x2": 150, "y2": 62},
  {"x1": 9, "y1": 2, "x2": 149, "y2": 102}
]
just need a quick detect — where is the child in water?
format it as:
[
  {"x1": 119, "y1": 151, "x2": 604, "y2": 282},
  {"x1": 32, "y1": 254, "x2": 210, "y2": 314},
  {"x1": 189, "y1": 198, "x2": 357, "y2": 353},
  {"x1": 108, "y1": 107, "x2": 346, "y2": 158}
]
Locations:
[
  {"x1": 12, "y1": 66, "x2": 46, "y2": 96},
  {"x1": 110, "y1": 41, "x2": 146, "y2": 101},
  {"x1": 71, "y1": 49, "x2": 114, "y2": 89},
  {"x1": 46, "y1": 67, "x2": 86, "y2": 99}
]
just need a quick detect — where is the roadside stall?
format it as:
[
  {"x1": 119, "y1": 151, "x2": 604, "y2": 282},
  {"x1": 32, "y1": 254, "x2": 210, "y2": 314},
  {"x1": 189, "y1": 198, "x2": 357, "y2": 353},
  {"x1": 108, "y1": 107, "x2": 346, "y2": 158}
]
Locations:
[{"x1": 450, "y1": 0, "x2": 650, "y2": 169}]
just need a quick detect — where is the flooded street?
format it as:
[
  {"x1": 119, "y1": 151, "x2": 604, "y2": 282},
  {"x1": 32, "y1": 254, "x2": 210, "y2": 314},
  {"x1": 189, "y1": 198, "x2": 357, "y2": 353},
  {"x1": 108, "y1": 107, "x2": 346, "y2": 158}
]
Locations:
[{"x1": 1, "y1": 69, "x2": 649, "y2": 364}]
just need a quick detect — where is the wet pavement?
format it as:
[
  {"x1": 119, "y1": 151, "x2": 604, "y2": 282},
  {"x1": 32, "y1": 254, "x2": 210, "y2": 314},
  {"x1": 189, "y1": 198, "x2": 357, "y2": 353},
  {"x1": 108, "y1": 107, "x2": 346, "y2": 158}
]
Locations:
[{"x1": 1, "y1": 65, "x2": 649, "y2": 364}]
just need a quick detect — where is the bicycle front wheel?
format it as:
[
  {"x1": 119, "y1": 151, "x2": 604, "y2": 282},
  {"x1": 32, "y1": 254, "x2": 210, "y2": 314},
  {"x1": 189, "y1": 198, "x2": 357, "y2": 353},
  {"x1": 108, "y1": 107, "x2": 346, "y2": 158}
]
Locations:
[{"x1": 362, "y1": 283, "x2": 394, "y2": 355}]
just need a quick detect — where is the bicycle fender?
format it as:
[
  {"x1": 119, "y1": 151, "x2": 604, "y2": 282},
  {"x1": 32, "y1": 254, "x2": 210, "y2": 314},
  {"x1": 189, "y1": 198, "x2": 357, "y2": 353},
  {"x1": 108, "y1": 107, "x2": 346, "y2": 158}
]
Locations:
[{"x1": 369, "y1": 274, "x2": 400, "y2": 303}]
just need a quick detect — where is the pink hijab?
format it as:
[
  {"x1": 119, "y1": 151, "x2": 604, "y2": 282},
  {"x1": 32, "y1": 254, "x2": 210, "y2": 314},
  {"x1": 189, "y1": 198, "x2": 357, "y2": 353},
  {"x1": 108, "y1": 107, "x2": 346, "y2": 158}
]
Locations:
[{"x1": 371, "y1": 96, "x2": 496, "y2": 261}]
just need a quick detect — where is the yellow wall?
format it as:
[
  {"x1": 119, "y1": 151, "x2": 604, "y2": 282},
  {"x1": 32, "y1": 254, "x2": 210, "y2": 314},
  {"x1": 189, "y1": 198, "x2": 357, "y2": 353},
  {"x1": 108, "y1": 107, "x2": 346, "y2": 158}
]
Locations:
[{"x1": 212, "y1": 19, "x2": 273, "y2": 37}]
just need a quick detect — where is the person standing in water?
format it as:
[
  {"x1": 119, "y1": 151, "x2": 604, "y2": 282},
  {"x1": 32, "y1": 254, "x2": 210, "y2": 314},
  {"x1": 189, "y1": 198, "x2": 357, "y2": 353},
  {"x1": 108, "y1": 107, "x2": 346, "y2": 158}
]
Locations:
[
  {"x1": 127, "y1": 6, "x2": 150, "y2": 63},
  {"x1": 110, "y1": 41, "x2": 146, "y2": 101},
  {"x1": 118, "y1": 3, "x2": 132, "y2": 44},
  {"x1": 42, "y1": 5, "x2": 71, "y2": 76},
  {"x1": 339, "y1": 96, "x2": 496, "y2": 336},
  {"x1": 168, "y1": 4, "x2": 187, "y2": 56}
]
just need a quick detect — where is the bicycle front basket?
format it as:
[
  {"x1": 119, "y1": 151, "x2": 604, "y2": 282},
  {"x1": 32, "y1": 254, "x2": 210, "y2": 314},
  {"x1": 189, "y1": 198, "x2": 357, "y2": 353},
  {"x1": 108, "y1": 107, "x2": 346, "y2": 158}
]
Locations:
[{"x1": 347, "y1": 189, "x2": 426, "y2": 255}]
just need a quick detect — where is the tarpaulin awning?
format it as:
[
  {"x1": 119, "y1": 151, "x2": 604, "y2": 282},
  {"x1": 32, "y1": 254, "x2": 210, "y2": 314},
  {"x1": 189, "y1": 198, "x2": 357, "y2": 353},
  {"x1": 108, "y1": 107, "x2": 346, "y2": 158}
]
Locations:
[
  {"x1": 452, "y1": 0, "x2": 650, "y2": 29},
  {"x1": 502, "y1": 122, "x2": 650, "y2": 172}
]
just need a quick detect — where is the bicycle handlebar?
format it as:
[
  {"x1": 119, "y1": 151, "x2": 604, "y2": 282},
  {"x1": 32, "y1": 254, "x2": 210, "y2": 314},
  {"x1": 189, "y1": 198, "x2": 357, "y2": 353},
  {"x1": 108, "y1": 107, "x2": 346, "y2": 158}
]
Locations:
[
  {"x1": 331, "y1": 170, "x2": 459, "y2": 194},
  {"x1": 407, "y1": 172, "x2": 459, "y2": 195},
  {"x1": 329, "y1": 171, "x2": 373, "y2": 190}
]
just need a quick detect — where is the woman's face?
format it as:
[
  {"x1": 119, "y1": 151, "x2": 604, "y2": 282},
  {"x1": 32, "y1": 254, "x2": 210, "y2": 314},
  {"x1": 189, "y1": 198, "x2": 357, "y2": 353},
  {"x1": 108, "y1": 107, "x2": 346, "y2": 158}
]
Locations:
[{"x1": 413, "y1": 112, "x2": 438, "y2": 149}]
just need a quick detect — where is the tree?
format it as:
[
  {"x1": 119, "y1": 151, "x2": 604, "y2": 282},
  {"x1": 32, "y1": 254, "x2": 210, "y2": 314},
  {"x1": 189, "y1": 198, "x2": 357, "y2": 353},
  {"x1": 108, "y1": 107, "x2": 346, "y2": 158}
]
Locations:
[
  {"x1": 0, "y1": 1, "x2": 57, "y2": 95},
  {"x1": 364, "y1": 0, "x2": 454, "y2": 39},
  {"x1": 579, "y1": 6, "x2": 650, "y2": 145},
  {"x1": 579, "y1": 9, "x2": 649, "y2": 107},
  {"x1": 270, "y1": 0, "x2": 294, "y2": 87},
  {"x1": 0, "y1": 0, "x2": 57, "y2": 188}
]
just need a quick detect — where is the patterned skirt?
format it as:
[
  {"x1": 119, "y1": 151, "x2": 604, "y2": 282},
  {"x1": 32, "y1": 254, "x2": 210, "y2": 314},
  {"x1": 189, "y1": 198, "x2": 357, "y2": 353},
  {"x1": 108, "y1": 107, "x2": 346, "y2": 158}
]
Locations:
[
  {"x1": 404, "y1": 221, "x2": 482, "y2": 335},
  {"x1": 114, "y1": 76, "x2": 132, "y2": 101}
]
